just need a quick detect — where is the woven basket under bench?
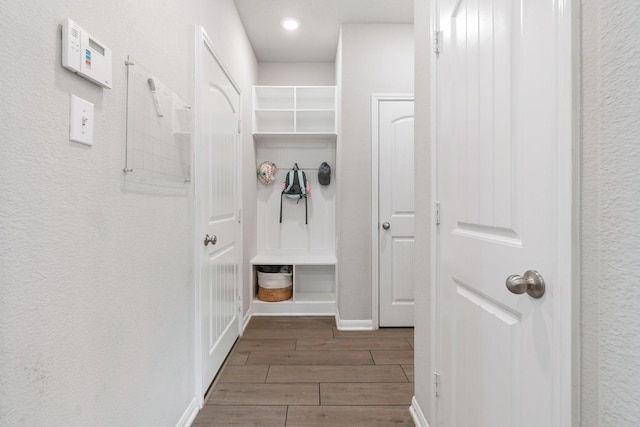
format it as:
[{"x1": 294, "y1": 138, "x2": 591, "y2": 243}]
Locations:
[{"x1": 257, "y1": 271, "x2": 293, "y2": 302}]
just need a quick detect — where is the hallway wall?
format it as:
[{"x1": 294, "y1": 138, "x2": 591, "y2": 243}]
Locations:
[
  {"x1": 335, "y1": 24, "x2": 414, "y2": 322},
  {"x1": 580, "y1": 0, "x2": 640, "y2": 425},
  {"x1": 258, "y1": 62, "x2": 335, "y2": 85},
  {"x1": 0, "y1": 1, "x2": 257, "y2": 425},
  {"x1": 411, "y1": 0, "x2": 433, "y2": 420}
]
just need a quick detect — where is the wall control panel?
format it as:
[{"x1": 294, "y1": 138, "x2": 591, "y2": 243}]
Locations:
[{"x1": 62, "y1": 18, "x2": 112, "y2": 89}]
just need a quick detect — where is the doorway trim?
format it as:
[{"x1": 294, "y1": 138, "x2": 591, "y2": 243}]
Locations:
[
  {"x1": 193, "y1": 25, "x2": 243, "y2": 408},
  {"x1": 371, "y1": 94, "x2": 414, "y2": 329}
]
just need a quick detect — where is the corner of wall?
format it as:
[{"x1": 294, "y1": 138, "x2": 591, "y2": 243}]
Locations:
[
  {"x1": 412, "y1": 0, "x2": 435, "y2": 423},
  {"x1": 335, "y1": 25, "x2": 344, "y2": 318},
  {"x1": 335, "y1": 309, "x2": 374, "y2": 331},
  {"x1": 335, "y1": 22, "x2": 414, "y2": 323}
]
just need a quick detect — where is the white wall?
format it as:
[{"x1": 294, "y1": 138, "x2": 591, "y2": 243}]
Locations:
[
  {"x1": 335, "y1": 24, "x2": 414, "y2": 321},
  {"x1": 0, "y1": 1, "x2": 257, "y2": 425},
  {"x1": 411, "y1": 0, "x2": 433, "y2": 420},
  {"x1": 255, "y1": 140, "x2": 336, "y2": 256},
  {"x1": 259, "y1": 62, "x2": 335, "y2": 85},
  {"x1": 580, "y1": 0, "x2": 640, "y2": 425}
]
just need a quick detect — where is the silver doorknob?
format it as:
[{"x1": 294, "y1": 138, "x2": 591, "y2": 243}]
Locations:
[
  {"x1": 382, "y1": 222, "x2": 391, "y2": 230},
  {"x1": 204, "y1": 234, "x2": 217, "y2": 246},
  {"x1": 505, "y1": 270, "x2": 545, "y2": 298}
]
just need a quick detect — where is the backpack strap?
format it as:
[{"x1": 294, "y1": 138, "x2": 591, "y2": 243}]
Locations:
[
  {"x1": 281, "y1": 165, "x2": 297, "y2": 223},
  {"x1": 284, "y1": 170, "x2": 295, "y2": 194},
  {"x1": 280, "y1": 171, "x2": 290, "y2": 223},
  {"x1": 297, "y1": 170, "x2": 306, "y2": 196},
  {"x1": 296, "y1": 164, "x2": 308, "y2": 224}
]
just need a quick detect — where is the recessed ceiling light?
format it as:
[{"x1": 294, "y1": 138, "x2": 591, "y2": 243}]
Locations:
[{"x1": 281, "y1": 17, "x2": 300, "y2": 31}]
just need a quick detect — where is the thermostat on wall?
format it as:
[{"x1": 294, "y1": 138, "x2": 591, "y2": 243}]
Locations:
[{"x1": 62, "y1": 18, "x2": 112, "y2": 89}]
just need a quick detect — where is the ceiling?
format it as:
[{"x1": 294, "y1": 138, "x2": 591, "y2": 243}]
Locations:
[{"x1": 233, "y1": 0, "x2": 414, "y2": 63}]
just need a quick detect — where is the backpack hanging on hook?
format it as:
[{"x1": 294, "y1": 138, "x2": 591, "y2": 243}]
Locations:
[{"x1": 280, "y1": 163, "x2": 309, "y2": 224}]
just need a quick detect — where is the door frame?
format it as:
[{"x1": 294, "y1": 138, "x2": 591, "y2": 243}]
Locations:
[
  {"x1": 427, "y1": 0, "x2": 578, "y2": 424},
  {"x1": 371, "y1": 94, "x2": 414, "y2": 329},
  {"x1": 193, "y1": 25, "x2": 243, "y2": 408}
]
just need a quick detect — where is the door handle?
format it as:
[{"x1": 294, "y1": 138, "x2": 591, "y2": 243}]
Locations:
[
  {"x1": 382, "y1": 222, "x2": 391, "y2": 230},
  {"x1": 204, "y1": 234, "x2": 217, "y2": 246},
  {"x1": 505, "y1": 270, "x2": 545, "y2": 298}
]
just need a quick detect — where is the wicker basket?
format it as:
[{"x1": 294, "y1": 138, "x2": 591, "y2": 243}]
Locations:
[
  {"x1": 258, "y1": 285, "x2": 293, "y2": 302},
  {"x1": 257, "y1": 271, "x2": 293, "y2": 302}
]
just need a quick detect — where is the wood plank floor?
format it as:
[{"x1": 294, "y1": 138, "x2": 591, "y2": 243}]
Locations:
[{"x1": 193, "y1": 316, "x2": 415, "y2": 426}]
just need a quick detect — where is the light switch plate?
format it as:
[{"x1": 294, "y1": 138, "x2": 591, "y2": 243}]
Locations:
[{"x1": 69, "y1": 94, "x2": 94, "y2": 146}]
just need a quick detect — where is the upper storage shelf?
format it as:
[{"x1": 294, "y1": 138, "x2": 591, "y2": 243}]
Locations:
[{"x1": 253, "y1": 86, "x2": 337, "y2": 138}]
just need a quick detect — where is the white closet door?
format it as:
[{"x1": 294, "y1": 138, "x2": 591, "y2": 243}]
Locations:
[
  {"x1": 378, "y1": 98, "x2": 415, "y2": 327},
  {"x1": 197, "y1": 31, "x2": 241, "y2": 397},
  {"x1": 435, "y1": 0, "x2": 573, "y2": 425}
]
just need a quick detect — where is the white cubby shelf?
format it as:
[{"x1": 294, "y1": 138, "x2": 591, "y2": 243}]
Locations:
[
  {"x1": 251, "y1": 85, "x2": 338, "y2": 316},
  {"x1": 250, "y1": 256, "x2": 337, "y2": 315},
  {"x1": 253, "y1": 86, "x2": 337, "y2": 138}
]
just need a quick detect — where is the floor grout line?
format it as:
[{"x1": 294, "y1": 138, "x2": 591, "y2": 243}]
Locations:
[
  {"x1": 401, "y1": 364, "x2": 410, "y2": 382},
  {"x1": 284, "y1": 404, "x2": 289, "y2": 427}
]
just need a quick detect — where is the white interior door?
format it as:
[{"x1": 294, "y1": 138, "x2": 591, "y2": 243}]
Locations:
[
  {"x1": 435, "y1": 0, "x2": 572, "y2": 425},
  {"x1": 196, "y1": 30, "x2": 241, "y2": 397},
  {"x1": 377, "y1": 98, "x2": 415, "y2": 327}
]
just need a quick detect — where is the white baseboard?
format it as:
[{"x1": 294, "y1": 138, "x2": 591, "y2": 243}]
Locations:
[
  {"x1": 242, "y1": 308, "x2": 253, "y2": 333},
  {"x1": 335, "y1": 310, "x2": 375, "y2": 330},
  {"x1": 176, "y1": 397, "x2": 199, "y2": 427},
  {"x1": 409, "y1": 396, "x2": 430, "y2": 427}
]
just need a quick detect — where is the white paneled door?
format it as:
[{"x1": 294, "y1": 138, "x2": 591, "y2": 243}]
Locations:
[
  {"x1": 197, "y1": 30, "x2": 241, "y2": 398},
  {"x1": 435, "y1": 0, "x2": 572, "y2": 426},
  {"x1": 378, "y1": 98, "x2": 415, "y2": 327}
]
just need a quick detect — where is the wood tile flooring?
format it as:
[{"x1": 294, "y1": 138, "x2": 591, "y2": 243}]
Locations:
[{"x1": 193, "y1": 316, "x2": 415, "y2": 426}]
